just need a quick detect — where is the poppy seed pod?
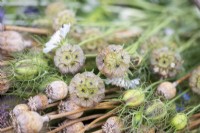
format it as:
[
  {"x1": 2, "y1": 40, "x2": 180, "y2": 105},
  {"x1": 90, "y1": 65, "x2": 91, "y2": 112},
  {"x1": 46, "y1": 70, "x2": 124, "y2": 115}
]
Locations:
[
  {"x1": 28, "y1": 94, "x2": 49, "y2": 111},
  {"x1": 96, "y1": 45, "x2": 130, "y2": 78},
  {"x1": 123, "y1": 89, "x2": 145, "y2": 107},
  {"x1": 189, "y1": 66, "x2": 200, "y2": 95},
  {"x1": 0, "y1": 71, "x2": 10, "y2": 94},
  {"x1": 12, "y1": 104, "x2": 30, "y2": 117},
  {"x1": 144, "y1": 100, "x2": 167, "y2": 121},
  {"x1": 54, "y1": 44, "x2": 85, "y2": 74},
  {"x1": 59, "y1": 120, "x2": 84, "y2": 133},
  {"x1": 45, "y1": 81, "x2": 68, "y2": 102},
  {"x1": 69, "y1": 72, "x2": 105, "y2": 107},
  {"x1": 150, "y1": 47, "x2": 183, "y2": 78},
  {"x1": 45, "y1": 2, "x2": 66, "y2": 18},
  {"x1": 58, "y1": 100, "x2": 83, "y2": 119},
  {"x1": 171, "y1": 113, "x2": 187, "y2": 130},
  {"x1": 102, "y1": 116, "x2": 123, "y2": 133},
  {"x1": 157, "y1": 82, "x2": 177, "y2": 99},
  {"x1": 53, "y1": 10, "x2": 76, "y2": 30},
  {"x1": 0, "y1": 31, "x2": 31, "y2": 54},
  {"x1": 38, "y1": 76, "x2": 61, "y2": 92}
]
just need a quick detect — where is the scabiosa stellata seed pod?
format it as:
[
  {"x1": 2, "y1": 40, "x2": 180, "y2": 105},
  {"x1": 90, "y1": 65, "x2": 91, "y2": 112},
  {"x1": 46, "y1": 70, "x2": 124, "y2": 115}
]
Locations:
[
  {"x1": 0, "y1": 70, "x2": 10, "y2": 94},
  {"x1": 12, "y1": 104, "x2": 30, "y2": 117},
  {"x1": 156, "y1": 82, "x2": 176, "y2": 100},
  {"x1": 123, "y1": 89, "x2": 145, "y2": 107},
  {"x1": 45, "y1": 2, "x2": 66, "y2": 19},
  {"x1": 53, "y1": 10, "x2": 76, "y2": 30},
  {"x1": 45, "y1": 80, "x2": 68, "y2": 102},
  {"x1": 171, "y1": 113, "x2": 187, "y2": 130},
  {"x1": 58, "y1": 100, "x2": 83, "y2": 119},
  {"x1": 54, "y1": 44, "x2": 85, "y2": 74},
  {"x1": 28, "y1": 94, "x2": 49, "y2": 111},
  {"x1": 102, "y1": 116, "x2": 123, "y2": 133},
  {"x1": 59, "y1": 120, "x2": 84, "y2": 133},
  {"x1": 150, "y1": 47, "x2": 183, "y2": 78},
  {"x1": 189, "y1": 66, "x2": 200, "y2": 95},
  {"x1": 69, "y1": 72, "x2": 105, "y2": 107},
  {"x1": 144, "y1": 99, "x2": 167, "y2": 121},
  {"x1": 96, "y1": 45, "x2": 130, "y2": 78}
]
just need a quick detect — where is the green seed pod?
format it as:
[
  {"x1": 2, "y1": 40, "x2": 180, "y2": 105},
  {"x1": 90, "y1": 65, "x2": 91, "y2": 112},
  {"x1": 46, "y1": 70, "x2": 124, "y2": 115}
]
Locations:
[
  {"x1": 102, "y1": 116, "x2": 123, "y2": 133},
  {"x1": 144, "y1": 99, "x2": 167, "y2": 121},
  {"x1": 0, "y1": 70, "x2": 10, "y2": 94},
  {"x1": 171, "y1": 113, "x2": 187, "y2": 130},
  {"x1": 123, "y1": 89, "x2": 145, "y2": 107},
  {"x1": 189, "y1": 66, "x2": 200, "y2": 95}
]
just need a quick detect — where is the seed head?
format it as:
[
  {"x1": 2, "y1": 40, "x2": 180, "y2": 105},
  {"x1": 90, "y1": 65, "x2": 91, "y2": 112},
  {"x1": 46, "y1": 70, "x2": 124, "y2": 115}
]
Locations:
[
  {"x1": 157, "y1": 82, "x2": 176, "y2": 99},
  {"x1": 102, "y1": 116, "x2": 123, "y2": 133},
  {"x1": 171, "y1": 113, "x2": 187, "y2": 130},
  {"x1": 28, "y1": 94, "x2": 49, "y2": 111},
  {"x1": 59, "y1": 120, "x2": 84, "y2": 133},
  {"x1": 0, "y1": 70, "x2": 10, "y2": 94},
  {"x1": 12, "y1": 104, "x2": 30, "y2": 117},
  {"x1": 189, "y1": 66, "x2": 200, "y2": 95}
]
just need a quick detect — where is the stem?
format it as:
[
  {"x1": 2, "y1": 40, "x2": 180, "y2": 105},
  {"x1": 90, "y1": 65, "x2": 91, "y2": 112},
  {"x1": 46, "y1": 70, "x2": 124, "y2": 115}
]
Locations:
[
  {"x1": 188, "y1": 119, "x2": 200, "y2": 130},
  {"x1": 0, "y1": 126, "x2": 13, "y2": 132},
  {"x1": 85, "y1": 54, "x2": 97, "y2": 58},
  {"x1": 45, "y1": 101, "x2": 60, "y2": 108},
  {"x1": 47, "y1": 114, "x2": 103, "y2": 133},
  {"x1": 187, "y1": 104, "x2": 200, "y2": 116},
  {"x1": 191, "y1": 113, "x2": 200, "y2": 119},
  {"x1": 105, "y1": 88, "x2": 120, "y2": 94},
  {"x1": 173, "y1": 73, "x2": 191, "y2": 87},
  {"x1": 87, "y1": 122, "x2": 104, "y2": 131},
  {"x1": 91, "y1": 129, "x2": 104, "y2": 133}
]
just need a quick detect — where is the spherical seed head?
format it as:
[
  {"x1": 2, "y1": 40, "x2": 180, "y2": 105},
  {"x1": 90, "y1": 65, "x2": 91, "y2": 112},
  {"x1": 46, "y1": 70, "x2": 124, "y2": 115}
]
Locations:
[
  {"x1": 157, "y1": 82, "x2": 176, "y2": 100},
  {"x1": 102, "y1": 116, "x2": 123, "y2": 133},
  {"x1": 144, "y1": 99, "x2": 167, "y2": 121},
  {"x1": 58, "y1": 100, "x2": 83, "y2": 119},
  {"x1": 28, "y1": 94, "x2": 49, "y2": 111},
  {"x1": 123, "y1": 89, "x2": 145, "y2": 107},
  {"x1": 0, "y1": 70, "x2": 10, "y2": 94},
  {"x1": 53, "y1": 10, "x2": 76, "y2": 30},
  {"x1": 45, "y1": 2, "x2": 66, "y2": 18},
  {"x1": 54, "y1": 44, "x2": 86, "y2": 74},
  {"x1": 13, "y1": 111, "x2": 44, "y2": 133},
  {"x1": 12, "y1": 104, "x2": 30, "y2": 117},
  {"x1": 150, "y1": 47, "x2": 183, "y2": 78},
  {"x1": 45, "y1": 81, "x2": 68, "y2": 101},
  {"x1": 189, "y1": 66, "x2": 200, "y2": 95},
  {"x1": 96, "y1": 45, "x2": 130, "y2": 78},
  {"x1": 171, "y1": 113, "x2": 187, "y2": 130},
  {"x1": 59, "y1": 120, "x2": 84, "y2": 133},
  {"x1": 69, "y1": 72, "x2": 105, "y2": 107}
]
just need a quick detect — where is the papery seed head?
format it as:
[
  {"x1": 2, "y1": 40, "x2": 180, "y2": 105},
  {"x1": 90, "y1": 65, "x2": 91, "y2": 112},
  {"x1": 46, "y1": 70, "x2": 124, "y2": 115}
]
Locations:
[
  {"x1": 189, "y1": 66, "x2": 200, "y2": 95},
  {"x1": 58, "y1": 100, "x2": 83, "y2": 119},
  {"x1": 69, "y1": 72, "x2": 105, "y2": 107},
  {"x1": 45, "y1": 2, "x2": 66, "y2": 18},
  {"x1": 171, "y1": 113, "x2": 187, "y2": 130},
  {"x1": 59, "y1": 120, "x2": 84, "y2": 133},
  {"x1": 96, "y1": 45, "x2": 130, "y2": 78},
  {"x1": 28, "y1": 94, "x2": 49, "y2": 111},
  {"x1": 12, "y1": 104, "x2": 30, "y2": 117},
  {"x1": 157, "y1": 82, "x2": 176, "y2": 99},
  {"x1": 45, "y1": 80, "x2": 68, "y2": 102},
  {"x1": 150, "y1": 47, "x2": 183, "y2": 78},
  {"x1": 0, "y1": 70, "x2": 10, "y2": 94},
  {"x1": 102, "y1": 116, "x2": 123, "y2": 133},
  {"x1": 38, "y1": 76, "x2": 61, "y2": 92},
  {"x1": 54, "y1": 44, "x2": 85, "y2": 74}
]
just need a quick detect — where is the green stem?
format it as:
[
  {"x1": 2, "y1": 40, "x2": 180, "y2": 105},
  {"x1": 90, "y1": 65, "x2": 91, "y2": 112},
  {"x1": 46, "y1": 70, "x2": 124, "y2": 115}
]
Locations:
[
  {"x1": 85, "y1": 54, "x2": 97, "y2": 58},
  {"x1": 186, "y1": 104, "x2": 200, "y2": 116}
]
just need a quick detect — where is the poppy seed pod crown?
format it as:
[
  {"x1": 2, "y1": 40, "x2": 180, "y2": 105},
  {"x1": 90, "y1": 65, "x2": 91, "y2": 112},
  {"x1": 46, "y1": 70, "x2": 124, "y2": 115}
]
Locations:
[
  {"x1": 28, "y1": 94, "x2": 49, "y2": 111},
  {"x1": 189, "y1": 66, "x2": 200, "y2": 95}
]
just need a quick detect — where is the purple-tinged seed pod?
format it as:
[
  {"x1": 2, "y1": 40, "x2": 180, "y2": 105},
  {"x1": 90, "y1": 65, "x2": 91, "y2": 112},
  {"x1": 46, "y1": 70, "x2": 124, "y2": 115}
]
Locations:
[
  {"x1": 59, "y1": 120, "x2": 84, "y2": 133},
  {"x1": 28, "y1": 94, "x2": 49, "y2": 111},
  {"x1": 102, "y1": 116, "x2": 123, "y2": 133},
  {"x1": 12, "y1": 104, "x2": 30, "y2": 117}
]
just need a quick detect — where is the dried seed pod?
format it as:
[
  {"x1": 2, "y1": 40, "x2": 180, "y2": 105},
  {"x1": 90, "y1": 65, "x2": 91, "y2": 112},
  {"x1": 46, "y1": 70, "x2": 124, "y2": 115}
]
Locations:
[
  {"x1": 102, "y1": 116, "x2": 123, "y2": 133},
  {"x1": 12, "y1": 104, "x2": 30, "y2": 117},
  {"x1": 189, "y1": 66, "x2": 200, "y2": 95},
  {"x1": 156, "y1": 82, "x2": 177, "y2": 99},
  {"x1": 0, "y1": 31, "x2": 31, "y2": 54},
  {"x1": 45, "y1": 81, "x2": 68, "y2": 102},
  {"x1": 45, "y1": 2, "x2": 66, "y2": 18},
  {"x1": 171, "y1": 113, "x2": 187, "y2": 130},
  {"x1": 59, "y1": 120, "x2": 84, "y2": 133},
  {"x1": 69, "y1": 72, "x2": 105, "y2": 107},
  {"x1": 28, "y1": 94, "x2": 49, "y2": 111},
  {"x1": 38, "y1": 76, "x2": 61, "y2": 92},
  {"x1": 58, "y1": 100, "x2": 83, "y2": 119},
  {"x1": 53, "y1": 10, "x2": 76, "y2": 30},
  {"x1": 150, "y1": 47, "x2": 183, "y2": 78},
  {"x1": 0, "y1": 70, "x2": 10, "y2": 94},
  {"x1": 123, "y1": 89, "x2": 145, "y2": 107},
  {"x1": 96, "y1": 45, "x2": 130, "y2": 78},
  {"x1": 54, "y1": 44, "x2": 85, "y2": 74},
  {"x1": 144, "y1": 99, "x2": 167, "y2": 121}
]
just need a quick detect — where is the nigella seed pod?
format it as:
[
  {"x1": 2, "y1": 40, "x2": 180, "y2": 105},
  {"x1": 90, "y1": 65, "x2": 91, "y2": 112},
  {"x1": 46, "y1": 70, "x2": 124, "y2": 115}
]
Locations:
[
  {"x1": 96, "y1": 45, "x2": 130, "y2": 78},
  {"x1": 144, "y1": 99, "x2": 167, "y2": 121},
  {"x1": 189, "y1": 66, "x2": 200, "y2": 95},
  {"x1": 171, "y1": 113, "x2": 187, "y2": 130},
  {"x1": 123, "y1": 89, "x2": 145, "y2": 107},
  {"x1": 28, "y1": 94, "x2": 49, "y2": 111},
  {"x1": 59, "y1": 120, "x2": 84, "y2": 133},
  {"x1": 54, "y1": 44, "x2": 85, "y2": 74},
  {"x1": 12, "y1": 104, "x2": 30, "y2": 117},
  {"x1": 0, "y1": 70, "x2": 10, "y2": 94},
  {"x1": 45, "y1": 81, "x2": 68, "y2": 102},
  {"x1": 150, "y1": 47, "x2": 183, "y2": 78},
  {"x1": 69, "y1": 72, "x2": 105, "y2": 107},
  {"x1": 53, "y1": 10, "x2": 76, "y2": 30},
  {"x1": 156, "y1": 82, "x2": 176, "y2": 99},
  {"x1": 58, "y1": 100, "x2": 83, "y2": 119},
  {"x1": 102, "y1": 116, "x2": 123, "y2": 133},
  {"x1": 0, "y1": 31, "x2": 31, "y2": 54}
]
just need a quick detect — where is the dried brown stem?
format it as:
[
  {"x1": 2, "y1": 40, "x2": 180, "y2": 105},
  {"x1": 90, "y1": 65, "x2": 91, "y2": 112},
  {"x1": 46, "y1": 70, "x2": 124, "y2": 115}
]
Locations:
[
  {"x1": 105, "y1": 88, "x2": 120, "y2": 94},
  {"x1": 45, "y1": 101, "x2": 60, "y2": 109},
  {"x1": 191, "y1": 112, "x2": 200, "y2": 120},
  {"x1": 0, "y1": 126, "x2": 13, "y2": 132},
  {"x1": 173, "y1": 73, "x2": 191, "y2": 86},
  {"x1": 91, "y1": 129, "x2": 104, "y2": 133},
  {"x1": 87, "y1": 121, "x2": 104, "y2": 131},
  {"x1": 188, "y1": 119, "x2": 200, "y2": 130}
]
